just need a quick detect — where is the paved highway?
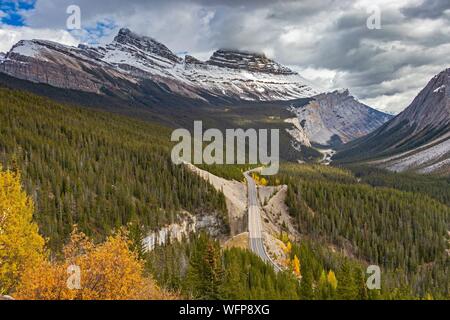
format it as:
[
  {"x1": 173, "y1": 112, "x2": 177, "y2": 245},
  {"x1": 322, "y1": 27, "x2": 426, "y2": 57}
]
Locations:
[{"x1": 244, "y1": 171, "x2": 282, "y2": 272}]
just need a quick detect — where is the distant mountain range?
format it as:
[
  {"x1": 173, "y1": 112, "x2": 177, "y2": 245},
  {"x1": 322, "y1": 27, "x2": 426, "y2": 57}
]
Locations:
[
  {"x1": 335, "y1": 68, "x2": 450, "y2": 174},
  {"x1": 0, "y1": 28, "x2": 390, "y2": 137},
  {"x1": 2, "y1": 28, "x2": 447, "y2": 174}
]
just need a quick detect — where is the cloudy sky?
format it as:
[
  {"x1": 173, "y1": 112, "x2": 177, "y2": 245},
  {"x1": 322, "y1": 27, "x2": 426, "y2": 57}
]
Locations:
[{"x1": 1, "y1": 0, "x2": 449, "y2": 113}]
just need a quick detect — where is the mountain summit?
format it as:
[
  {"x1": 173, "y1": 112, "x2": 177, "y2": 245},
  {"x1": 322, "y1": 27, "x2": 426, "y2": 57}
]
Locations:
[
  {"x1": 335, "y1": 68, "x2": 450, "y2": 174},
  {"x1": 386, "y1": 68, "x2": 450, "y2": 133},
  {"x1": 113, "y1": 28, "x2": 182, "y2": 64},
  {"x1": 207, "y1": 49, "x2": 295, "y2": 74},
  {"x1": 288, "y1": 89, "x2": 393, "y2": 147}
]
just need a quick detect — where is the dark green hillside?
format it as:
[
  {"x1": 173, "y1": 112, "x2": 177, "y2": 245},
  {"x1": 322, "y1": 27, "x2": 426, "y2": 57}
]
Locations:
[
  {"x1": 0, "y1": 88, "x2": 227, "y2": 250},
  {"x1": 0, "y1": 74, "x2": 321, "y2": 163},
  {"x1": 347, "y1": 165, "x2": 450, "y2": 206},
  {"x1": 271, "y1": 164, "x2": 450, "y2": 297}
]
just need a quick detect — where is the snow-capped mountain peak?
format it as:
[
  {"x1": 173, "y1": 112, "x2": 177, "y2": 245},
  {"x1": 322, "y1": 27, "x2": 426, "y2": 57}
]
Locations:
[
  {"x1": 181, "y1": 49, "x2": 319, "y2": 100},
  {"x1": 113, "y1": 28, "x2": 182, "y2": 64},
  {"x1": 207, "y1": 49, "x2": 295, "y2": 75},
  {"x1": 0, "y1": 28, "x2": 319, "y2": 101}
]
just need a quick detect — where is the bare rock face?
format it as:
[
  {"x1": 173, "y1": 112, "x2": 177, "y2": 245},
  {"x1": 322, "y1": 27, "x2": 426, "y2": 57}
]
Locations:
[
  {"x1": 184, "y1": 55, "x2": 206, "y2": 66},
  {"x1": 289, "y1": 90, "x2": 393, "y2": 146},
  {"x1": 0, "y1": 40, "x2": 132, "y2": 94},
  {"x1": 207, "y1": 49, "x2": 295, "y2": 75},
  {"x1": 284, "y1": 117, "x2": 312, "y2": 148}
]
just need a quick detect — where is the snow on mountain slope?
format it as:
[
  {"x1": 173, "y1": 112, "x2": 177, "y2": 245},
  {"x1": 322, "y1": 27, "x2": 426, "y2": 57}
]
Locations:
[
  {"x1": 92, "y1": 28, "x2": 183, "y2": 79},
  {"x1": 288, "y1": 89, "x2": 393, "y2": 146},
  {"x1": 183, "y1": 58, "x2": 318, "y2": 100},
  {"x1": 383, "y1": 135, "x2": 450, "y2": 173},
  {"x1": 0, "y1": 28, "x2": 318, "y2": 103},
  {"x1": 0, "y1": 39, "x2": 136, "y2": 94},
  {"x1": 208, "y1": 49, "x2": 294, "y2": 74}
]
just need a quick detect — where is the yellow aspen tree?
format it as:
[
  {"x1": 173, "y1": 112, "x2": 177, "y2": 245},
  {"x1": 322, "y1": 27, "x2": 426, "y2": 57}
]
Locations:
[
  {"x1": 0, "y1": 169, "x2": 45, "y2": 294},
  {"x1": 284, "y1": 241, "x2": 292, "y2": 254},
  {"x1": 327, "y1": 270, "x2": 338, "y2": 290},
  {"x1": 260, "y1": 178, "x2": 268, "y2": 186},
  {"x1": 293, "y1": 255, "x2": 301, "y2": 277}
]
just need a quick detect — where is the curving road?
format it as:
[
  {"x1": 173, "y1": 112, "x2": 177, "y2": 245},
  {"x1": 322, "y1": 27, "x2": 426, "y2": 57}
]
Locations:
[{"x1": 244, "y1": 171, "x2": 282, "y2": 272}]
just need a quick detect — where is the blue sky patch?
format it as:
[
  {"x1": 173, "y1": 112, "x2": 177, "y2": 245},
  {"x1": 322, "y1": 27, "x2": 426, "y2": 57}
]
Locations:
[{"x1": 0, "y1": 0, "x2": 36, "y2": 26}]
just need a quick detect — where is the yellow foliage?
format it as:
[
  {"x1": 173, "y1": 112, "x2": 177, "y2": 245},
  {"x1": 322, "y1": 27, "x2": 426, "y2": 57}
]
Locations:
[
  {"x1": 292, "y1": 255, "x2": 301, "y2": 277},
  {"x1": 251, "y1": 172, "x2": 268, "y2": 186},
  {"x1": 260, "y1": 178, "x2": 268, "y2": 186},
  {"x1": 15, "y1": 228, "x2": 179, "y2": 300},
  {"x1": 284, "y1": 241, "x2": 292, "y2": 255},
  {"x1": 327, "y1": 270, "x2": 338, "y2": 290},
  {"x1": 0, "y1": 169, "x2": 45, "y2": 294}
]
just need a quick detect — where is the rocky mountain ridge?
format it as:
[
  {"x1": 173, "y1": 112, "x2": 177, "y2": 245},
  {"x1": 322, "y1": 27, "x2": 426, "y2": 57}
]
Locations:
[
  {"x1": 0, "y1": 28, "x2": 318, "y2": 102},
  {"x1": 288, "y1": 89, "x2": 393, "y2": 147},
  {"x1": 335, "y1": 68, "x2": 450, "y2": 174}
]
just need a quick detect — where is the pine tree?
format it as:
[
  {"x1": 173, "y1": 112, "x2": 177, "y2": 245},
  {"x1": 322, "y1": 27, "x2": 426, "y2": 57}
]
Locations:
[{"x1": 299, "y1": 269, "x2": 314, "y2": 300}]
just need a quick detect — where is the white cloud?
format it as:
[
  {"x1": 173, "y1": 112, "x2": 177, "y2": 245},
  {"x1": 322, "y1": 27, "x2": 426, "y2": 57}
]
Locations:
[
  {"x1": 0, "y1": 26, "x2": 79, "y2": 53},
  {"x1": 291, "y1": 66, "x2": 338, "y2": 92}
]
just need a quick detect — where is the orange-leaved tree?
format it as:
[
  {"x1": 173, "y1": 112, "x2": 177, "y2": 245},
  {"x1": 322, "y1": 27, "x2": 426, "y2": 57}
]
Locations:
[{"x1": 15, "y1": 227, "x2": 178, "y2": 300}]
